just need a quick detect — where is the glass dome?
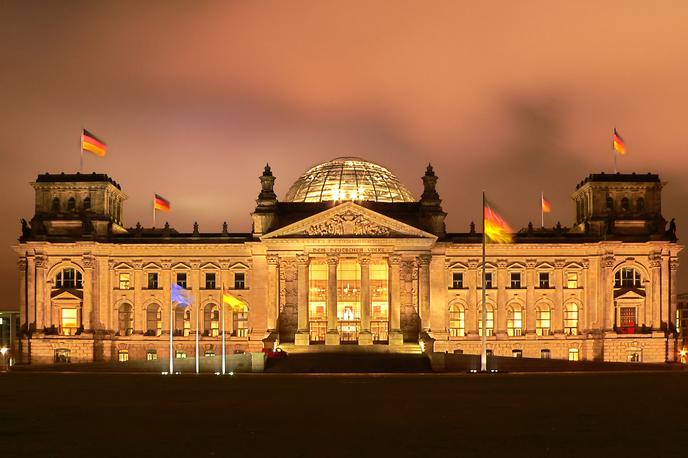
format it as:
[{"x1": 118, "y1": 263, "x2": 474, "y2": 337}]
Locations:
[{"x1": 284, "y1": 157, "x2": 415, "y2": 203}]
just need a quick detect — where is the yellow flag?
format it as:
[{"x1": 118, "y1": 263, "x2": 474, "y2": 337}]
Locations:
[{"x1": 222, "y1": 290, "x2": 247, "y2": 311}]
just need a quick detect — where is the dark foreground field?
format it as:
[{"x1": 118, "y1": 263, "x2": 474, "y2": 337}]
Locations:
[{"x1": 1, "y1": 371, "x2": 687, "y2": 458}]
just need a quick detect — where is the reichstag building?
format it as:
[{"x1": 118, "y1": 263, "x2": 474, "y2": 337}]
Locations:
[{"x1": 13, "y1": 157, "x2": 682, "y2": 363}]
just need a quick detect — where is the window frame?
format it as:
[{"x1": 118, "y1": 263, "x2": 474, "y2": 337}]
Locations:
[
  {"x1": 451, "y1": 272, "x2": 464, "y2": 289},
  {"x1": 510, "y1": 271, "x2": 522, "y2": 289},
  {"x1": 234, "y1": 271, "x2": 246, "y2": 290}
]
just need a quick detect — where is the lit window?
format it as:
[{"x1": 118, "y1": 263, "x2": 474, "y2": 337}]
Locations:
[
  {"x1": 538, "y1": 272, "x2": 550, "y2": 289},
  {"x1": 568, "y1": 348, "x2": 579, "y2": 361},
  {"x1": 536, "y1": 308, "x2": 551, "y2": 336},
  {"x1": 566, "y1": 272, "x2": 578, "y2": 289},
  {"x1": 118, "y1": 303, "x2": 133, "y2": 335},
  {"x1": 541, "y1": 349, "x2": 551, "y2": 359},
  {"x1": 510, "y1": 272, "x2": 522, "y2": 289},
  {"x1": 507, "y1": 308, "x2": 523, "y2": 336},
  {"x1": 175, "y1": 350, "x2": 187, "y2": 359},
  {"x1": 146, "y1": 304, "x2": 161, "y2": 336},
  {"x1": 627, "y1": 351, "x2": 641, "y2": 362},
  {"x1": 118, "y1": 273, "x2": 131, "y2": 290},
  {"x1": 309, "y1": 260, "x2": 328, "y2": 342},
  {"x1": 452, "y1": 272, "x2": 464, "y2": 289},
  {"x1": 204, "y1": 350, "x2": 215, "y2": 357},
  {"x1": 176, "y1": 272, "x2": 187, "y2": 288},
  {"x1": 146, "y1": 350, "x2": 157, "y2": 361},
  {"x1": 118, "y1": 350, "x2": 129, "y2": 362},
  {"x1": 61, "y1": 308, "x2": 78, "y2": 335},
  {"x1": 449, "y1": 305, "x2": 465, "y2": 337},
  {"x1": 234, "y1": 272, "x2": 246, "y2": 289},
  {"x1": 147, "y1": 272, "x2": 158, "y2": 289},
  {"x1": 205, "y1": 273, "x2": 216, "y2": 290},
  {"x1": 54, "y1": 348, "x2": 71, "y2": 363},
  {"x1": 174, "y1": 307, "x2": 191, "y2": 336},
  {"x1": 615, "y1": 268, "x2": 642, "y2": 288},
  {"x1": 564, "y1": 304, "x2": 579, "y2": 335},
  {"x1": 478, "y1": 306, "x2": 494, "y2": 336},
  {"x1": 234, "y1": 307, "x2": 249, "y2": 337},
  {"x1": 512, "y1": 349, "x2": 523, "y2": 358},
  {"x1": 204, "y1": 304, "x2": 220, "y2": 336}
]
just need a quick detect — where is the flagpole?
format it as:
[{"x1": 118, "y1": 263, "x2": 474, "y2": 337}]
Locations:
[
  {"x1": 541, "y1": 191, "x2": 544, "y2": 228},
  {"x1": 80, "y1": 129, "x2": 84, "y2": 173},
  {"x1": 221, "y1": 284, "x2": 226, "y2": 375},
  {"x1": 614, "y1": 151, "x2": 617, "y2": 174},
  {"x1": 195, "y1": 296, "x2": 200, "y2": 374},
  {"x1": 169, "y1": 298, "x2": 174, "y2": 374},
  {"x1": 153, "y1": 199, "x2": 156, "y2": 228},
  {"x1": 481, "y1": 191, "x2": 487, "y2": 372}
]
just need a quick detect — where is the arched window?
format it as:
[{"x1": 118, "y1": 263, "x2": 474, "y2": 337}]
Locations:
[
  {"x1": 606, "y1": 196, "x2": 614, "y2": 211},
  {"x1": 146, "y1": 304, "x2": 161, "y2": 336},
  {"x1": 448, "y1": 304, "x2": 465, "y2": 337},
  {"x1": 175, "y1": 306, "x2": 191, "y2": 336},
  {"x1": 118, "y1": 303, "x2": 133, "y2": 336},
  {"x1": 233, "y1": 305, "x2": 249, "y2": 337},
  {"x1": 637, "y1": 197, "x2": 645, "y2": 212},
  {"x1": 564, "y1": 303, "x2": 578, "y2": 335},
  {"x1": 67, "y1": 197, "x2": 76, "y2": 211},
  {"x1": 55, "y1": 268, "x2": 83, "y2": 289},
  {"x1": 478, "y1": 305, "x2": 494, "y2": 337},
  {"x1": 621, "y1": 197, "x2": 629, "y2": 211},
  {"x1": 507, "y1": 306, "x2": 523, "y2": 336},
  {"x1": 204, "y1": 304, "x2": 219, "y2": 336},
  {"x1": 83, "y1": 197, "x2": 91, "y2": 210},
  {"x1": 614, "y1": 267, "x2": 642, "y2": 288},
  {"x1": 52, "y1": 197, "x2": 60, "y2": 212},
  {"x1": 536, "y1": 306, "x2": 551, "y2": 336}
]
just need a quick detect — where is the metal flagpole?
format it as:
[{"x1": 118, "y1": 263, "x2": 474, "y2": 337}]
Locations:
[
  {"x1": 195, "y1": 297, "x2": 200, "y2": 374},
  {"x1": 614, "y1": 151, "x2": 618, "y2": 174},
  {"x1": 80, "y1": 129, "x2": 84, "y2": 173},
  {"x1": 221, "y1": 284, "x2": 226, "y2": 375},
  {"x1": 169, "y1": 298, "x2": 174, "y2": 374},
  {"x1": 541, "y1": 191, "x2": 544, "y2": 228},
  {"x1": 481, "y1": 191, "x2": 488, "y2": 372},
  {"x1": 153, "y1": 198, "x2": 156, "y2": 228}
]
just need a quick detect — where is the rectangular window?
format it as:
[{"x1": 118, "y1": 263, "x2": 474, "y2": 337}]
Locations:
[
  {"x1": 541, "y1": 349, "x2": 551, "y2": 359},
  {"x1": 118, "y1": 350, "x2": 129, "y2": 362},
  {"x1": 234, "y1": 272, "x2": 246, "y2": 289},
  {"x1": 452, "y1": 272, "x2": 464, "y2": 289},
  {"x1": 480, "y1": 272, "x2": 494, "y2": 289},
  {"x1": 61, "y1": 308, "x2": 78, "y2": 335},
  {"x1": 147, "y1": 272, "x2": 159, "y2": 289},
  {"x1": 204, "y1": 350, "x2": 215, "y2": 357},
  {"x1": 567, "y1": 272, "x2": 578, "y2": 289},
  {"x1": 478, "y1": 309, "x2": 494, "y2": 336},
  {"x1": 510, "y1": 272, "x2": 521, "y2": 289},
  {"x1": 205, "y1": 273, "x2": 216, "y2": 289},
  {"x1": 536, "y1": 309, "x2": 551, "y2": 336},
  {"x1": 512, "y1": 349, "x2": 523, "y2": 358},
  {"x1": 146, "y1": 350, "x2": 157, "y2": 361},
  {"x1": 176, "y1": 272, "x2": 187, "y2": 288},
  {"x1": 539, "y1": 272, "x2": 550, "y2": 288},
  {"x1": 175, "y1": 350, "x2": 187, "y2": 359},
  {"x1": 486, "y1": 349, "x2": 493, "y2": 357},
  {"x1": 619, "y1": 307, "x2": 636, "y2": 333},
  {"x1": 118, "y1": 273, "x2": 131, "y2": 290},
  {"x1": 568, "y1": 348, "x2": 579, "y2": 361},
  {"x1": 234, "y1": 310, "x2": 249, "y2": 337}
]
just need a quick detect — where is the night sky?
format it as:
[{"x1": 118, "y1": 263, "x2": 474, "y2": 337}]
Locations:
[{"x1": 2, "y1": 1, "x2": 688, "y2": 309}]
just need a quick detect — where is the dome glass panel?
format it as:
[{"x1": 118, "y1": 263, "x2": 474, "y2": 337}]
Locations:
[{"x1": 284, "y1": 157, "x2": 415, "y2": 203}]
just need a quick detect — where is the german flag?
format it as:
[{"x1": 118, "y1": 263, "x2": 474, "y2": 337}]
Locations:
[
  {"x1": 82, "y1": 129, "x2": 107, "y2": 156},
  {"x1": 541, "y1": 194, "x2": 552, "y2": 213},
  {"x1": 484, "y1": 200, "x2": 513, "y2": 244},
  {"x1": 613, "y1": 128, "x2": 626, "y2": 155},
  {"x1": 154, "y1": 194, "x2": 171, "y2": 212}
]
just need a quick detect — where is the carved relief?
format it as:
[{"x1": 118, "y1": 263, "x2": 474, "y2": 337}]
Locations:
[
  {"x1": 649, "y1": 254, "x2": 662, "y2": 269},
  {"x1": 305, "y1": 209, "x2": 391, "y2": 236}
]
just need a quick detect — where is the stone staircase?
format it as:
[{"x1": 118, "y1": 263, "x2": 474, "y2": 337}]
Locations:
[{"x1": 278, "y1": 343, "x2": 423, "y2": 354}]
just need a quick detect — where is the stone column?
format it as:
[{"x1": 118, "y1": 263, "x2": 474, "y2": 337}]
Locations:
[
  {"x1": 553, "y1": 259, "x2": 566, "y2": 334},
  {"x1": 35, "y1": 255, "x2": 47, "y2": 331},
  {"x1": 325, "y1": 255, "x2": 340, "y2": 345},
  {"x1": 601, "y1": 254, "x2": 615, "y2": 331},
  {"x1": 670, "y1": 257, "x2": 679, "y2": 333},
  {"x1": 465, "y1": 259, "x2": 478, "y2": 336},
  {"x1": 495, "y1": 259, "x2": 508, "y2": 338},
  {"x1": 18, "y1": 258, "x2": 27, "y2": 333},
  {"x1": 581, "y1": 259, "x2": 589, "y2": 332},
  {"x1": 295, "y1": 254, "x2": 310, "y2": 346},
  {"x1": 161, "y1": 261, "x2": 172, "y2": 334},
  {"x1": 191, "y1": 262, "x2": 201, "y2": 336},
  {"x1": 525, "y1": 259, "x2": 536, "y2": 335},
  {"x1": 132, "y1": 261, "x2": 143, "y2": 333},
  {"x1": 650, "y1": 254, "x2": 662, "y2": 331},
  {"x1": 266, "y1": 254, "x2": 279, "y2": 333},
  {"x1": 661, "y1": 255, "x2": 670, "y2": 330},
  {"x1": 26, "y1": 256, "x2": 35, "y2": 332},
  {"x1": 388, "y1": 254, "x2": 403, "y2": 345},
  {"x1": 81, "y1": 256, "x2": 94, "y2": 331},
  {"x1": 419, "y1": 255, "x2": 431, "y2": 332},
  {"x1": 358, "y1": 255, "x2": 373, "y2": 345}
]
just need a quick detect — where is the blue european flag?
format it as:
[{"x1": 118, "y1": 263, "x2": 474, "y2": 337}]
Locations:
[{"x1": 171, "y1": 283, "x2": 192, "y2": 305}]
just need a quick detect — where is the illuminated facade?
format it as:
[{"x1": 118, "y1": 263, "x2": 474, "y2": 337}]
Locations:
[{"x1": 13, "y1": 158, "x2": 683, "y2": 364}]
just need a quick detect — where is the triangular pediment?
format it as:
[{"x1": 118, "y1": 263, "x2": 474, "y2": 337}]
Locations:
[
  {"x1": 261, "y1": 202, "x2": 437, "y2": 240},
  {"x1": 614, "y1": 289, "x2": 646, "y2": 300},
  {"x1": 51, "y1": 289, "x2": 83, "y2": 301}
]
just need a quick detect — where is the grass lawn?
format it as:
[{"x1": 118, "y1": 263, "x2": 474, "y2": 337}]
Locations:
[{"x1": 1, "y1": 371, "x2": 687, "y2": 457}]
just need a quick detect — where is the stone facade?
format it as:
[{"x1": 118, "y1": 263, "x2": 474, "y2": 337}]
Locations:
[{"x1": 13, "y1": 161, "x2": 683, "y2": 364}]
